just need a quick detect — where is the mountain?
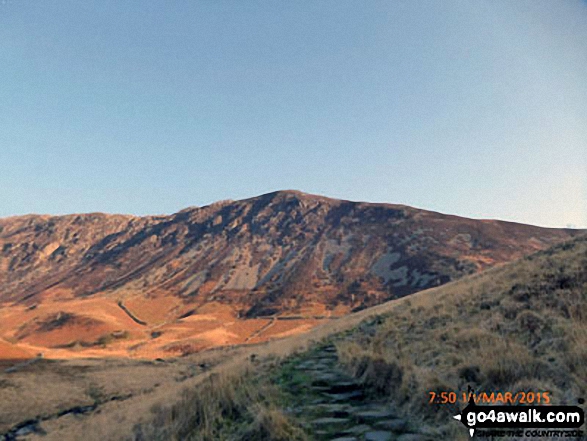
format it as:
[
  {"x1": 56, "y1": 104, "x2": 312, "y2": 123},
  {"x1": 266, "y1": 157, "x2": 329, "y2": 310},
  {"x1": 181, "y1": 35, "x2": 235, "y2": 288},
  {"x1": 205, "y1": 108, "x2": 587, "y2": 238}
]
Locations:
[
  {"x1": 0, "y1": 191, "x2": 582, "y2": 358},
  {"x1": 122, "y1": 235, "x2": 587, "y2": 441}
]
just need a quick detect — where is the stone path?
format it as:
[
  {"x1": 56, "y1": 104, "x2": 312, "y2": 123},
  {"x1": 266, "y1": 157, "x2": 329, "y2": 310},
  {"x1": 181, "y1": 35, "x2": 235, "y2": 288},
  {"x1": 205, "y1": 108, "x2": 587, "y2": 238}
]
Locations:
[{"x1": 279, "y1": 344, "x2": 432, "y2": 441}]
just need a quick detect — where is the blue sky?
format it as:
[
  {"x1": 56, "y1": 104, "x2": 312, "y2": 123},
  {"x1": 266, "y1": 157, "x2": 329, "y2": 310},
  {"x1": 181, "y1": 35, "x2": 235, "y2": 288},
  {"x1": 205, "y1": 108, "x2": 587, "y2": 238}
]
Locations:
[{"x1": 0, "y1": 1, "x2": 585, "y2": 228}]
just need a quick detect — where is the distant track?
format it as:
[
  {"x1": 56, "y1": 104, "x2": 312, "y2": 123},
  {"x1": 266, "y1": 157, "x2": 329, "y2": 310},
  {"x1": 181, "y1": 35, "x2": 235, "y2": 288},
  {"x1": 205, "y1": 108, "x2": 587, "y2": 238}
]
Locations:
[
  {"x1": 260, "y1": 315, "x2": 340, "y2": 321},
  {"x1": 245, "y1": 318, "x2": 276, "y2": 342},
  {"x1": 244, "y1": 315, "x2": 340, "y2": 343},
  {"x1": 3, "y1": 357, "x2": 42, "y2": 374},
  {"x1": 117, "y1": 301, "x2": 147, "y2": 326}
]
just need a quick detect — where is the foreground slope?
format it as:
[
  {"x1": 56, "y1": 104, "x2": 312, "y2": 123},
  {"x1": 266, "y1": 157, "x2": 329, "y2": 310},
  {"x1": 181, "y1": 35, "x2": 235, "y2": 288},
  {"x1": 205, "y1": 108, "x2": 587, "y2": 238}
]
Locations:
[{"x1": 0, "y1": 191, "x2": 582, "y2": 359}]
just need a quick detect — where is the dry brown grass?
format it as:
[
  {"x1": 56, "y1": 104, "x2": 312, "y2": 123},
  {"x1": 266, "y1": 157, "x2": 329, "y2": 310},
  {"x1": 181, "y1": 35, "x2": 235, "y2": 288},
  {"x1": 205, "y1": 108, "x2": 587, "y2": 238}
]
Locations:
[
  {"x1": 133, "y1": 361, "x2": 307, "y2": 441},
  {"x1": 0, "y1": 294, "x2": 339, "y2": 360}
]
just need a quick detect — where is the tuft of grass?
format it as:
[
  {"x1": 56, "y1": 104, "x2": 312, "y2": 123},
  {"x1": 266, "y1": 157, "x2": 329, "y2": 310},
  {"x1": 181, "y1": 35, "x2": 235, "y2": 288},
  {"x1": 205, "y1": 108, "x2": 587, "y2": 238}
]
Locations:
[
  {"x1": 132, "y1": 361, "x2": 307, "y2": 441},
  {"x1": 239, "y1": 404, "x2": 308, "y2": 441}
]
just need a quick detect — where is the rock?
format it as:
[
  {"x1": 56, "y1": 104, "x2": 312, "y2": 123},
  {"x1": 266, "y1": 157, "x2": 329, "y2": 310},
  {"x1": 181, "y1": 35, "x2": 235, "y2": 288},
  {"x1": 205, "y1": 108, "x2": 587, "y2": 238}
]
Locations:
[
  {"x1": 301, "y1": 363, "x2": 330, "y2": 371},
  {"x1": 365, "y1": 431, "x2": 393, "y2": 441},
  {"x1": 309, "y1": 383, "x2": 333, "y2": 392},
  {"x1": 352, "y1": 406, "x2": 396, "y2": 420},
  {"x1": 313, "y1": 403, "x2": 349, "y2": 413},
  {"x1": 324, "y1": 390, "x2": 364, "y2": 402},
  {"x1": 311, "y1": 417, "x2": 350, "y2": 425},
  {"x1": 343, "y1": 424, "x2": 372, "y2": 434},
  {"x1": 396, "y1": 434, "x2": 429, "y2": 441},
  {"x1": 326, "y1": 381, "x2": 360, "y2": 394},
  {"x1": 311, "y1": 372, "x2": 344, "y2": 383},
  {"x1": 296, "y1": 361, "x2": 315, "y2": 369},
  {"x1": 374, "y1": 418, "x2": 408, "y2": 432}
]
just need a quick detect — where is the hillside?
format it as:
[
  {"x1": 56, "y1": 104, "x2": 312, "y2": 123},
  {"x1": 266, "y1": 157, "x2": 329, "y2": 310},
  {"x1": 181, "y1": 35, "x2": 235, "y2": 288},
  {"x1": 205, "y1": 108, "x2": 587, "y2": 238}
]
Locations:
[
  {"x1": 136, "y1": 234, "x2": 587, "y2": 441},
  {"x1": 0, "y1": 191, "x2": 582, "y2": 359}
]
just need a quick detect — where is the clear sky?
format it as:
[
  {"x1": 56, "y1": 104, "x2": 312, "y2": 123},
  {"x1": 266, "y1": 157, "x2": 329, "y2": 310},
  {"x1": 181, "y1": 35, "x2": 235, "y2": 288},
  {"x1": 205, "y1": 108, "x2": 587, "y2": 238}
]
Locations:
[{"x1": 1, "y1": 1, "x2": 585, "y2": 228}]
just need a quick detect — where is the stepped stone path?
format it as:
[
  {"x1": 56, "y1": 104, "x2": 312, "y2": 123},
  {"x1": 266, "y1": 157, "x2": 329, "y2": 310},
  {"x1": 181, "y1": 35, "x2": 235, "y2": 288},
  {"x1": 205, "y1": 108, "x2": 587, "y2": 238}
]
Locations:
[{"x1": 281, "y1": 344, "x2": 432, "y2": 441}]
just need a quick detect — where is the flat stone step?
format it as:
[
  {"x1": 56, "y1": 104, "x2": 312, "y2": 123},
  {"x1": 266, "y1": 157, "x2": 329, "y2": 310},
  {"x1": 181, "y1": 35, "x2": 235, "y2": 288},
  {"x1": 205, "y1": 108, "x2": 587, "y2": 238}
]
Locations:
[
  {"x1": 374, "y1": 418, "x2": 408, "y2": 432},
  {"x1": 310, "y1": 386, "x2": 334, "y2": 394},
  {"x1": 311, "y1": 417, "x2": 350, "y2": 426},
  {"x1": 306, "y1": 354, "x2": 336, "y2": 361},
  {"x1": 311, "y1": 403, "x2": 349, "y2": 413},
  {"x1": 326, "y1": 381, "x2": 361, "y2": 394},
  {"x1": 350, "y1": 406, "x2": 396, "y2": 420},
  {"x1": 365, "y1": 431, "x2": 393, "y2": 441},
  {"x1": 296, "y1": 361, "x2": 315, "y2": 369},
  {"x1": 323, "y1": 390, "x2": 365, "y2": 402},
  {"x1": 299, "y1": 365, "x2": 330, "y2": 372},
  {"x1": 342, "y1": 424, "x2": 373, "y2": 435},
  {"x1": 301, "y1": 405, "x2": 350, "y2": 419},
  {"x1": 311, "y1": 372, "x2": 346, "y2": 383},
  {"x1": 396, "y1": 434, "x2": 430, "y2": 441}
]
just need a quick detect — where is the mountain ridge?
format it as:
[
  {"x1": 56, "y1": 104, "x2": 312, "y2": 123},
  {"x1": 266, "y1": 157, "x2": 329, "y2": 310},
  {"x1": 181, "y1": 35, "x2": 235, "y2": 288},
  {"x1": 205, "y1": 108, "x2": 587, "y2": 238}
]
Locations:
[
  {"x1": 3, "y1": 190, "x2": 577, "y2": 230},
  {"x1": 0, "y1": 190, "x2": 583, "y2": 358}
]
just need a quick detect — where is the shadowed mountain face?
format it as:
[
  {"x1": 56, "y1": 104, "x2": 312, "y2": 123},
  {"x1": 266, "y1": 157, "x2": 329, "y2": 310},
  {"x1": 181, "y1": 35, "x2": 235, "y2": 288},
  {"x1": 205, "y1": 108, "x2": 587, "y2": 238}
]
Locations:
[{"x1": 0, "y1": 191, "x2": 581, "y2": 316}]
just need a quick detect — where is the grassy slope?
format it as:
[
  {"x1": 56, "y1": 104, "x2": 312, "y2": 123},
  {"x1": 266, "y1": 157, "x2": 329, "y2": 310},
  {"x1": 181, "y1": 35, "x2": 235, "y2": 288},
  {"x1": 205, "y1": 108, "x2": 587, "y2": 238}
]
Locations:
[{"x1": 135, "y1": 235, "x2": 586, "y2": 440}]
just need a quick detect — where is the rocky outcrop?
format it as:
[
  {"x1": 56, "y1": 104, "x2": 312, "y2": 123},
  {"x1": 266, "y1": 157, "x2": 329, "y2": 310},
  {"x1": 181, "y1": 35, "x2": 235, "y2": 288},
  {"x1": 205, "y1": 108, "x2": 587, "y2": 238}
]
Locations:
[{"x1": 0, "y1": 190, "x2": 581, "y2": 316}]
